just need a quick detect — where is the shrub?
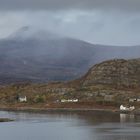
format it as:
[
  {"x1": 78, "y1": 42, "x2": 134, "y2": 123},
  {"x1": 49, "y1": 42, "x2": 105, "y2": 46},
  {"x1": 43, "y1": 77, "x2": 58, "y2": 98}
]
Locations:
[{"x1": 33, "y1": 95, "x2": 46, "y2": 103}]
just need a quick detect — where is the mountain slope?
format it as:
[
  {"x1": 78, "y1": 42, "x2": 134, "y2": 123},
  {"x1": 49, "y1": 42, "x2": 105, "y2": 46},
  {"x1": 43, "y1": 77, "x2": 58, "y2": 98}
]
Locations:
[
  {"x1": 0, "y1": 27, "x2": 140, "y2": 84},
  {"x1": 1, "y1": 58, "x2": 140, "y2": 104}
]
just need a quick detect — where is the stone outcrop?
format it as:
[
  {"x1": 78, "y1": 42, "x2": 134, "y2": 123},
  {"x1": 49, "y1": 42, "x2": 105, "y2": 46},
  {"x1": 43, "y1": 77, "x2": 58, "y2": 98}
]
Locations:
[{"x1": 81, "y1": 59, "x2": 140, "y2": 88}]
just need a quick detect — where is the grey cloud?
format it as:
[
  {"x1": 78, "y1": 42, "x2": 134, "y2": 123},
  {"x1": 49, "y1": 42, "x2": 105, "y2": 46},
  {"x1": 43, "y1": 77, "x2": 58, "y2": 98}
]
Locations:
[
  {"x1": 0, "y1": 5, "x2": 140, "y2": 46},
  {"x1": 0, "y1": 11, "x2": 139, "y2": 46},
  {"x1": 0, "y1": 0, "x2": 140, "y2": 12}
]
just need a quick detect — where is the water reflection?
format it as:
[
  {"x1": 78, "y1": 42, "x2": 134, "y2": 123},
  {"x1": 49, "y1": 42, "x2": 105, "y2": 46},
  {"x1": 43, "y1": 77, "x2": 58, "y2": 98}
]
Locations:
[
  {"x1": 120, "y1": 114, "x2": 135, "y2": 123},
  {"x1": 0, "y1": 111, "x2": 140, "y2": 140}
]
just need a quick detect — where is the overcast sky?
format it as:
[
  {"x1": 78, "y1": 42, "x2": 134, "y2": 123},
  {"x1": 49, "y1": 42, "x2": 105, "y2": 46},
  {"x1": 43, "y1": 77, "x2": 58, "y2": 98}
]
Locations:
[{"x1": 0, "y1": 0, "x2": 140, "y2": 46}]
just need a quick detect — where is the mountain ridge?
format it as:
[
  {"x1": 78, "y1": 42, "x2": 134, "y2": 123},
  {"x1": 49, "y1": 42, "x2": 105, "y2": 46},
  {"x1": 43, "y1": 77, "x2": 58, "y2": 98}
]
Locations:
[{"x1": 0, "y1": 27, "x2": 140, "y2": 84}]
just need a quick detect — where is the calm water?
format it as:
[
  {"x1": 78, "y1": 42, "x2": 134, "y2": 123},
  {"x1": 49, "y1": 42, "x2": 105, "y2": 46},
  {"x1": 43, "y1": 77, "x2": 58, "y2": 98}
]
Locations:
[{"x1": 0, "y1": 110, "x2": 140, "y2": 140}]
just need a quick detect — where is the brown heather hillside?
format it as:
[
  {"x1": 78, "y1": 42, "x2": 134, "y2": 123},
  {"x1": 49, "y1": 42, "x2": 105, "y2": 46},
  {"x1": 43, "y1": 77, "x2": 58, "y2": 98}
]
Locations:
[
  {"x1": 81, "y1": 59, "x2": 140, "y2": 88},
  {"x1": 1, "y1": 58, "x2": 140, "y2": 106}
]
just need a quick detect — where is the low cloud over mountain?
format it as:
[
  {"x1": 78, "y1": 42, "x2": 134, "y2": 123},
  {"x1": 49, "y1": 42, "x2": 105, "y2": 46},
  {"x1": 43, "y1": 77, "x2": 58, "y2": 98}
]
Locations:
[{"x1": 0, "y1": 27, "x2": 140, "y2": 84}]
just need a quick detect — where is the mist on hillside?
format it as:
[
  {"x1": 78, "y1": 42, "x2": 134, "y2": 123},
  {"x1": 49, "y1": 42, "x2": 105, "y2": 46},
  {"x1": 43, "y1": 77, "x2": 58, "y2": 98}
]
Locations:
[{"x1": 0, "y1": 26, "x2": 139, "y2": 84}]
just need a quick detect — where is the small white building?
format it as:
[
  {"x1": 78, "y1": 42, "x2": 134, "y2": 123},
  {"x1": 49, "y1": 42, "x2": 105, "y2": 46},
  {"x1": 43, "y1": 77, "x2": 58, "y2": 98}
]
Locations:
[
  {"x1": 19, "y1": 96, "x2": 27, "y2": 102},
  {"x1": 61, "y1": 99, "x2": 78, "y2": 103},
  {"x1": 129, "y1": 98, "x2": 137, "y2": 102},
  {"x1": 129, "y1": 106, "x2": 135, "y2": 111},
  {"x1": 120, "y1": 105, "x2": 135, "y2": 111}
]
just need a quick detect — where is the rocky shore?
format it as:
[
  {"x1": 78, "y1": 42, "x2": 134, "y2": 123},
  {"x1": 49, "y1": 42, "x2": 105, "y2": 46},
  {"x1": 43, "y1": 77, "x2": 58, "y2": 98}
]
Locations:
[{"x1": 0, "y1": 118, "x2": 14, "y2": 122}]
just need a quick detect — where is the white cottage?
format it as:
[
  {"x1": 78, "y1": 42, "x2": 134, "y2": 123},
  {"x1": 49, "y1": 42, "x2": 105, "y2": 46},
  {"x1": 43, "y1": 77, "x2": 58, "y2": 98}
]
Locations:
[
  {"x1": 19, "y1": 96, "x2": 27, "y2": 102},
  {"x1": 61, "y1": 99, "x2": 78, "y2": 103},
  {"x1": 120, "y1": 105, "x2": 135, "y2": 111}
]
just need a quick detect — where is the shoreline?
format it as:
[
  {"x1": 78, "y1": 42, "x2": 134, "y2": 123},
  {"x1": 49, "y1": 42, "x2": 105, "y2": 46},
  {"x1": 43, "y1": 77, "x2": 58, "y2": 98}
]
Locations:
[
  {"x1": 0, "y1": 106, "x2": 119, "y2": 113},
  {"x1": 0, "y1": 106, "x2": 140, "y2": 116},
  {"x1": 0, "y1": 103, "x2": 137, "y2": 115}
]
